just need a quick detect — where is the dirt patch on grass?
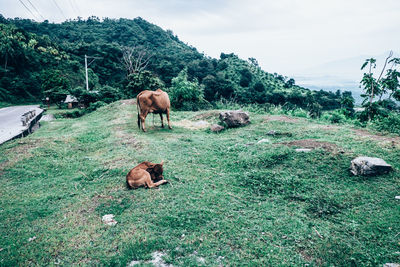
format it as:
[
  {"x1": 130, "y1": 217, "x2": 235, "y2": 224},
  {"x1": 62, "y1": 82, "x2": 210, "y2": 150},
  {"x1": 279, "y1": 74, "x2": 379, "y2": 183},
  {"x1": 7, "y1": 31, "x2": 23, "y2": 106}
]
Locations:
[
  {"x1": 265, "y1": 115, "x2": 301, "y2": 123},
  {"x1": 193, "y1": 111, "x2": 220, "y2": 120},
  {"x1": 173, "y1": 119, "x2": 210, "y2": 130},
  {"x1": 115, "y1": 129, "x2": 139, "y2": 146},
  {"x1": 120, "y1": 99, "x2": 136, "y2": 105},
  {"x1": 0, "y1": 138, "x2": 43, "y2": 172},
  {"x1": 280, "y1": 139, "x2": 340, "y2": 152},
  {"x1": 309, "y1": 124, "x2": 340, "y2": 131},
  {"x1": 353, "y1": 129, "x2": 400, "y2": 146}
]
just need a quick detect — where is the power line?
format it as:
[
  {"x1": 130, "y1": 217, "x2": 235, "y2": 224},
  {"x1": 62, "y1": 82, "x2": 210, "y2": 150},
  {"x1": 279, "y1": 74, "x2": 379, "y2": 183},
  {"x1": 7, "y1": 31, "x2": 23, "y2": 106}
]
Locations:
[
  {"x1": 26, "y1": 0, "x2": 45, "y2": 21},
  {"x1": 72, "y1": 0, "x2": 82, "y2": 17},
  {"x1": 18, "y1": 0, "x2": 39, "y2": 21},
  {"x1": 51, "y1": 0, "x2": 67, "y2": 21},
  {"x1": 67, "y1": 0, "x2": 78, "y2": 17}
]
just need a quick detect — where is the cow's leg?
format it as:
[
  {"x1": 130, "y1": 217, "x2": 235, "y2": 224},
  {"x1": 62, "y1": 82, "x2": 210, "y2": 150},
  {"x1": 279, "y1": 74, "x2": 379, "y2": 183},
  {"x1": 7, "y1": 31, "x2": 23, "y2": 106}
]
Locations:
[
  {"x1": 166, "y1": 108, "x2": 172, "y2": 129},
  {"x1": 140, "y1": 111, "x2": 148, "y2": 132},
  {"x1": 160, "y1": 113, "x2": 164, "y2": 128},
  {"x1": 145, "y1": 176, "x2": 168, "y2": 188}
]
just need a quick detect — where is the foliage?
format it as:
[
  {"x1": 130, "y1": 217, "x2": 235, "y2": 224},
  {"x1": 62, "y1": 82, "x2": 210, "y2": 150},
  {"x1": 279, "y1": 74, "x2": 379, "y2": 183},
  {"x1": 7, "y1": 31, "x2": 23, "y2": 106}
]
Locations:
[
  {"x1": 360, "y1": 52, "x2": 400, "y2": 120},
  {"x1": 98, "y1": 85, "x2": 122, "y2": 103},
  {"x1": 372, "y1": 112, "x2": 400, "y2": 135},
  {"x1": 41, "y1": 70, "x2": 70, "y2": 107},
  {"x1": 340, "y1": 91, "x2": 355, "y2": 117},
  {"x1": 125, "y1": 70, "x2": 164, "y2": 97},
  {"x1": 308, "y1": 102, "x2": 322, "y2": 118},
  {"x1": 87, "y1": 100, "x2": 107, "y2": 112},
  {"x1": 168, "y1": 68, "x2": 207, "y2": 110}
]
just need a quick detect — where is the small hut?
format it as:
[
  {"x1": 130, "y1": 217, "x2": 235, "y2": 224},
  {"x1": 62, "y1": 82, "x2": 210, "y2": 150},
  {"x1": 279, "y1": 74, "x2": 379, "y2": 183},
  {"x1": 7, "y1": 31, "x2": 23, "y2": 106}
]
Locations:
[{"x1": 64, "y1": 95, "x2": 78, "y2": 109}]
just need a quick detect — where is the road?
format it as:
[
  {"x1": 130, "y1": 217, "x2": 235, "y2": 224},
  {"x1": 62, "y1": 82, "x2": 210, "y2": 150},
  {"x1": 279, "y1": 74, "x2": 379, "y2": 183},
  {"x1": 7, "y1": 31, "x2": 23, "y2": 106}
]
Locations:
[{"x1": 0, "y1": 105, "x2": 43, "y2": 145}]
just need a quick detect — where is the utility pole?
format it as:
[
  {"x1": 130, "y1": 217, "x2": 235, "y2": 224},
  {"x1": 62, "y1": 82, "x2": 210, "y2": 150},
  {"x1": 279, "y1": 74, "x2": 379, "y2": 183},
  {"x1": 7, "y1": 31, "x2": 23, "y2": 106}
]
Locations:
[
  {"x1": 84, "y1": 55, "x2": 102, "y2": 91},
  {"x1": 85, "y1": 55, "x2": 89, "y2": 91}
]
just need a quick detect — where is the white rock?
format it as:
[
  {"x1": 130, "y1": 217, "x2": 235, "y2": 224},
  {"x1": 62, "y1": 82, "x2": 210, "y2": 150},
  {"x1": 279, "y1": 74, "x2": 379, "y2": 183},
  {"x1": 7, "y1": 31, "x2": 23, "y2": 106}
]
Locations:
[
  {"x1": 102, "y1": 214, "x2": 117, "y2": 226},
  {"x1": 257, "y1": 138, "x2": 270, "y2": 144},
  {"x1": 28, "y1": 236, "x2": 37, "y2": 242},
  {"x1": 219, "y1": 110, "x2": 250, "y2": 128},
  {"x1": 383, "y1": 264, "x2": 400, "y2": 267},
  {"x1": 350, "y1": 156, "x2": 393, "y2": 176},
  {"x1": 149, "y1": 251, "x2": 173, "y2": 267},
  {"x1": 192, "y1": 120, "x2": 209, "y2": 127},
  {"x1": 295, "y1": 148, "x2": 312, "y2": 152},
  {"x1": 127, "y1": 260, "x2": 141, "y2": 266},
  {"x1": 395, "y1": 196, "x2": 400, "y2": 200}
]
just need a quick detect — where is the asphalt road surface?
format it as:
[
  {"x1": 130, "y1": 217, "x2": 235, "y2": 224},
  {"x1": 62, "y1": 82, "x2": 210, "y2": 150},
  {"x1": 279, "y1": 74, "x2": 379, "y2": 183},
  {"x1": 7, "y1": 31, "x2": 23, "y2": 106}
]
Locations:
[{"x1": 0, "y1": 105, "x2": 43, "y2": 145}]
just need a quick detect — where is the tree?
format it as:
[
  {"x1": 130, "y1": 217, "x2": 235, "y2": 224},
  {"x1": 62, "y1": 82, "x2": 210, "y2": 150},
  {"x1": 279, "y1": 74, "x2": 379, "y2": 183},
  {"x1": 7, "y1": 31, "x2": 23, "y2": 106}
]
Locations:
[
  {"x1": 284, "y1": 78, "x2": 295, "y2": 88},
  {"x1": 340, "y1": 91, "x2": 355, "y2": 117},
  {"x1": 168, "y1": 68, "x2": 206, "y2": 110},
  {"x1": 381, "y1": 57, "x2": 400, "y2": 101},
  {"x1": 125, "y1": 70, "x2": 164, "y2": 97},
  {"x1": 41, "y1": 70, "x2": 70, "y2": 107},
  {"x1": 360, "y1": 51, "x2": 396, "y2": 120},
  {"x1": 120, "y1": 46, "x2": 152, "y2": 77}
]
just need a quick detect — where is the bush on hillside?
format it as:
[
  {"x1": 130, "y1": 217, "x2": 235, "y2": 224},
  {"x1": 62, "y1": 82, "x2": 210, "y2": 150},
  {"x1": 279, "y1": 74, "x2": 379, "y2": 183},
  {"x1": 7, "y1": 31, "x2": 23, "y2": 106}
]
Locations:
[
  {"x1": 372, "y1": 112, "x2": 400, "y2": 135},
  {"x1": 168, "y1": 68, "x2": 208, "y2": 111}
]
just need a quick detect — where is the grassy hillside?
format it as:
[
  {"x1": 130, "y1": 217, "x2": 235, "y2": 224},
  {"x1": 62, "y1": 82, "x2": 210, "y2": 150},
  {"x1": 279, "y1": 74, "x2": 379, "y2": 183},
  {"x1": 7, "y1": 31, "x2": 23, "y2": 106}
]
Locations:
[{"x1": 0, "y1": 102, "x2": 399, "y2": 266}]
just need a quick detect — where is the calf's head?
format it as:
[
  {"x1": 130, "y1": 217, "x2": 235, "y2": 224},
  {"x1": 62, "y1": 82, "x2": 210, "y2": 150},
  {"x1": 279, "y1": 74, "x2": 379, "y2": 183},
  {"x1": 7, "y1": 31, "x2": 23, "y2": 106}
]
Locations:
[{"x1": 147, "y1": 161, "x2": 164, "y2": 181}]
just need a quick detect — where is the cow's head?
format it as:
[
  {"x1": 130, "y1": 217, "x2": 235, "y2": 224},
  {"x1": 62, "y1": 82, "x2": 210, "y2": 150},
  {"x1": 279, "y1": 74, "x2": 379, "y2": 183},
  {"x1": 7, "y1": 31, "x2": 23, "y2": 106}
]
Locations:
[{"x1": 147, "y1": 160, "x2": 164, "y2": 181}]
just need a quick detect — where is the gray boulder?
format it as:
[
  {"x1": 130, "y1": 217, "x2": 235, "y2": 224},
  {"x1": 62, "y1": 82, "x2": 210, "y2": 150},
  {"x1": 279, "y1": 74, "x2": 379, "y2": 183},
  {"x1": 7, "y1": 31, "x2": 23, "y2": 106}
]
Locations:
[
  {"x1": 210, "y1": 124, "x2": 225, "y2": 132},
  {"x1": 350, "y1": 157, "x2": 393, "y2": 176},
  {"x1": 219, "y1": 110, "x2": 250, "y2": 128}
]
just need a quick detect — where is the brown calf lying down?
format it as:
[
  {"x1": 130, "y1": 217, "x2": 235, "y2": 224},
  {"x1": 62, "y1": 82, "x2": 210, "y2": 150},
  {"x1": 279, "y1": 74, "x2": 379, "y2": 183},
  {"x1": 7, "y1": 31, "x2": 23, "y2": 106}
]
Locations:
[{"x1": 126, "y1": 161, "x2": 168, "y2": 189}]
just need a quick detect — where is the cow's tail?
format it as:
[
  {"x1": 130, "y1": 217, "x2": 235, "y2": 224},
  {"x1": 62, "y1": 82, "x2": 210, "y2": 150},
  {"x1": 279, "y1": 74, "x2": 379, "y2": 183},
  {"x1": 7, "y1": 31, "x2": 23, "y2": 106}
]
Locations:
[{"x1": 137, "y1": 99, "x2": 141, "y2": 130}]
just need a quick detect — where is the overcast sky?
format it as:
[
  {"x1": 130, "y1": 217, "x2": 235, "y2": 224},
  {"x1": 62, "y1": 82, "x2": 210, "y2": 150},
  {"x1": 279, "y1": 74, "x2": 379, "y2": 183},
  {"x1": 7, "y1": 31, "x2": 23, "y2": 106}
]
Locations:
[{"x1": 1, "y1": 0, "x2": 399, "y2": 78}]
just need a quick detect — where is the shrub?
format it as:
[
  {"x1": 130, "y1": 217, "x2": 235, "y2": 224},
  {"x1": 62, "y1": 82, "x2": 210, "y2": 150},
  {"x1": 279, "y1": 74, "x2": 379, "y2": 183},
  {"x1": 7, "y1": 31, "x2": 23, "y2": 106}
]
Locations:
[
  {"x1": 308, "y1": 103, "x2": 322, "y2": 118},
  {"x1": 372, "y1": 112, "x2": 400, "y2": 135},
  {"x1": 168, "y1": 68, "x2": 208, "y2": 111},
  {"x1": 69, "y1": 86, "x2": 99, "y2": 107},
  {"x1": 87, "y1": 101, "x2": 107, "y2": 112},
  {"x1": 98, "y1": 85, "x2": 122, "y2": 103},
  {"x1": 321, "y1": 110, "x2": 347, "y2": 124},
  {"x1": 290, "y1": 108, "x2": 309, "y2": 118}
]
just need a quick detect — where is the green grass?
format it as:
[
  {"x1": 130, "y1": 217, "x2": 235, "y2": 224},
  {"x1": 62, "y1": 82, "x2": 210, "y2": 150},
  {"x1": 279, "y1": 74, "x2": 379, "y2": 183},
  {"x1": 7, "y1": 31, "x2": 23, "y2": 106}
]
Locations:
[{"x1": 0, "y1": 101, "x2": 399, "y2": 266}]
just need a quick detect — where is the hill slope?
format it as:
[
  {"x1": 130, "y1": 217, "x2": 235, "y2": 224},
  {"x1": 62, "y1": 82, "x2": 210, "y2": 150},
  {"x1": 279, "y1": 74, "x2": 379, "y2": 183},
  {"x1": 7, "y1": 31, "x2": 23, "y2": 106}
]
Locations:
[
  {"x1": 0, "y1": 16, "x2": 345, "y2": 109},
  {"x1": 0, "y1": 102, "x2": 398, "y2": 265}
]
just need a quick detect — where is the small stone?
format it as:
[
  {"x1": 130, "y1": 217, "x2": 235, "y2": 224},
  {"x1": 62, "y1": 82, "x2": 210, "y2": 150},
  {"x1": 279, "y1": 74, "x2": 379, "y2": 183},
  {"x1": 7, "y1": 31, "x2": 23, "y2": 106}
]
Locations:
[
  {"x1": 210, "y1": 124, "x2": 225, "y2": 132},
  {"x1": 197, "y1": 256, "x2": 206, "y2": 264},
  {"x1": 266, "y1": 130, "x2": 277, "y2": 136},
  {"x1": 295, "y1": 148, "x2": 312, "y2": 152},
  {"x1": 193, "y1": 120, "x2": 209, "y2": 127},
  {"x1": 40, "y1": 114, "x2": 55, "y2": 122},
  {"x1": 395, "y1": 196, "x2": 400, "y2": 200},
  {"x1": 257, "y1": 138, "x2": 270, "y2": 144},
  {"x1": 28, "y1": 236, "x2": 37, "y2": 242},
  {"x1": 350, "y1": 156, "x2": 393, "y2": 176},
  {"x1": 102, "y1": 214, "x2": 117, "y2": 226},
  {"x1": 383, "y1": 264, "x2": 400, "y2": 267},
  {"x1": 127, "y1": 260, "x2": 141, "y2": 266}
]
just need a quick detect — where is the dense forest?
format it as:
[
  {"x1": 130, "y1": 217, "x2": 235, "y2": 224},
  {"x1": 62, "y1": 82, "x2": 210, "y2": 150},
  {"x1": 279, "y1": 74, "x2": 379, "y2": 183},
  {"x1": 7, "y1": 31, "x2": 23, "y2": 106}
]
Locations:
[{"x1": 0, "y1": 15, "x2": 350, "y2": 111}]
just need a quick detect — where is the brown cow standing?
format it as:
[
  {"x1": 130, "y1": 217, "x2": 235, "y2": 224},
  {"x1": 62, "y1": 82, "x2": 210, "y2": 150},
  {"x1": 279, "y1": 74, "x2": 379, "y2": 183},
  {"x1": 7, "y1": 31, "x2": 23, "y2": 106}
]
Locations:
[{"x1": 137, "y1": 89, "x2": 172, "y2": 132}]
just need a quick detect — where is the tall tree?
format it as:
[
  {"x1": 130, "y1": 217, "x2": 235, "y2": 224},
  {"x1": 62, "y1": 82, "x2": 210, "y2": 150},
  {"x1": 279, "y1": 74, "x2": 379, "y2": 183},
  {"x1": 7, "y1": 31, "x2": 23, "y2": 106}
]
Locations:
[{"x1": 120, "y1": 46, "x2": 152, "y2": 77}]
